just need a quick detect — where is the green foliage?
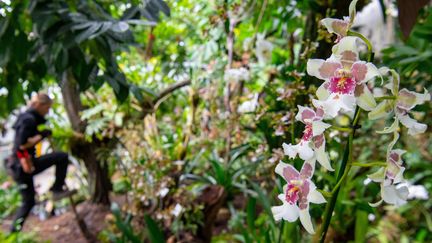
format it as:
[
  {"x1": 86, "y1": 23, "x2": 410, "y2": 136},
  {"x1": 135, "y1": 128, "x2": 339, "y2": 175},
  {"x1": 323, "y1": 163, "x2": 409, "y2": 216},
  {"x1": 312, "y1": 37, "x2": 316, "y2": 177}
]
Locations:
[
  {"x1": 382, "y1": 7, "x2": 432, "y2": 87},
  {"x1": 0, "y1": 0, "x2": 170, "y2": 117},
  {"x1": 144, "y1": 214, "x2": 165, "y2": 243},
  {"x1": 0, "y1": 231, "x2": 42, "y2": 243},
  {"x1": 0, "y1": 173, "x2": 20, "y2": 220}
]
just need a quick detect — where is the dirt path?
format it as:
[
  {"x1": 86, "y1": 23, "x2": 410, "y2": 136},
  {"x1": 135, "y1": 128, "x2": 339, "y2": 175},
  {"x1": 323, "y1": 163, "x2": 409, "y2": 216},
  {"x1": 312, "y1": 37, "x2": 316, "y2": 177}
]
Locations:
[{"x1": 2, "y1": 201, "x2": 112, "y2": 243}]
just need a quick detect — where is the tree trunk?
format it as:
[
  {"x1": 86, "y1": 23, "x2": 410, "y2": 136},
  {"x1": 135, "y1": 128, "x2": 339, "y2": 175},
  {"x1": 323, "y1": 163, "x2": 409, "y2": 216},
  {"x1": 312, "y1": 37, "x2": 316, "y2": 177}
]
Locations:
[{"x1": 60, "y1": 71, "x2": 111, "y2": 205}]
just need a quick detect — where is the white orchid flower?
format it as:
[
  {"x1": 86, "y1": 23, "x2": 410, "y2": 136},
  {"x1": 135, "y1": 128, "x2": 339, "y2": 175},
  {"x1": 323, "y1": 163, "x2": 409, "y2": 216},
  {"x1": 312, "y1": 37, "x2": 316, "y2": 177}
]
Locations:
[
  {"x1": 272, "y1": 160, "x2": 326, "y2": 234},
  {"x1": 224, "y1": 67, "x2": 250, "y2": 83},
  {"x1": 369, "y1": 67, "x2": 430, "y2": 135},
  {"x1": 307, "y1": 37, "x2": 380, "y2": 118},
  {"x1": 255, "y1": 34, "x2": 274, "y2": 64},
  {"x1": 368, "y1": 133, "x2": 409, "y2": 207},
  {"x1": 320, "y1": 0, "x2": 359, "y2": 42},
  {"x1": 282, "y1": 106, "x2": 333, "y2": 171}
]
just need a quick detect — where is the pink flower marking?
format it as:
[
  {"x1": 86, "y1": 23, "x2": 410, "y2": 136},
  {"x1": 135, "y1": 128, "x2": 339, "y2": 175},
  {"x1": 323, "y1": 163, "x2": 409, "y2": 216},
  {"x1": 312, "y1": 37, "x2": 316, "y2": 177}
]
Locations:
[
  {"x1": 302, "y1": 124, "x2": 313, "y2": 141},
  {"x1": 328, "y1": 76, "x2": 356, "y2": 94},
  {"x1": 282, "y1": 163, "x2": 313, "y2": 208},
  {"x1": 285, "y1": 184, "x2": 300, "y2": 204}
]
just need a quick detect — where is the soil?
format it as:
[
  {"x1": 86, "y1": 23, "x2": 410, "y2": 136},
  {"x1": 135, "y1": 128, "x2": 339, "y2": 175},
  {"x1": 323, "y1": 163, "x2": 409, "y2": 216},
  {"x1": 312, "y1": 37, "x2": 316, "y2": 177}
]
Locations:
[{"x1": 1, "y1": 196, "x2": 126, "y2": 243}]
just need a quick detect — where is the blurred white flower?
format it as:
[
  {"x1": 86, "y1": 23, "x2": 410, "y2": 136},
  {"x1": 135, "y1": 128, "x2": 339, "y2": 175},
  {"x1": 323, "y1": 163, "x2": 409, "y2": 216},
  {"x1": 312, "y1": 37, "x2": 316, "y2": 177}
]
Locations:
[
  {"x1": 368, "y1": 213, "x2": 376, "y2": 221},
  {"x1": 407, "y1": 184, "x2": 429, "y2": 200},
  {"x1": 158, "y1": 188, "x2": 169, "y2": 198},
  {"x1": 238, "y1": 93, "x2": 259, "y2": 113},
  {"x1": 171, "y1": 203, "x2": 183, "y2": 217},
  {"x1": 224, "y1": 68, "x2": 249, "y2": 83},
  {"x1": 243, "y1": 37, "x2": 254, "y2": 51},
  {"x1": 363, "y1": 178, "x2": 372, "y2": 185},
  {"x1": 255, "y1": 35, "x2": 273, "y2": 64}
]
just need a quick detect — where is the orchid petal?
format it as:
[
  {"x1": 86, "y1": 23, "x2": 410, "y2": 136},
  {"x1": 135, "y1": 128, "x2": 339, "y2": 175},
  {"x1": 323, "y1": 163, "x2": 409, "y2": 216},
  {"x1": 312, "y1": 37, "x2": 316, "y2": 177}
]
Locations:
[
  {"x1": 312, "y1": 121, "x2": 331, "y2": 136},
  {"x1": 369, "y1": 199, "x2": 383, "y2": 207},
  {"x1": 332, "y1": 37, "x2": 359, "y2": 60},
  {"x1": 320, "y1": 18, "x2": 349, "y2": 38},
  {"x1": 382, "y1": 184, "x2": 408, "y2": 207},
  {"x1": 397, "y1": 113, "x2": 427, "y2": 135},
  {"x1": 348, "y1": 0, "x2": 359, "y2": 24},
  {"x1": 368, "y1": 101, "x2": 393, "y2": 120},
  {"x1": 355, "y1": 83, "x2": 376, "y2": 111},
  {"x1": 376, "y1": 118, "x2": 399, "y2": 134},
  {"x1": 351, "y1": 62, "x2": 380, "y2": 83},
  {"x1": 381, "y1": 68, "x2": 400, "y2": 95},
  {"x1": 282, "y1": 142, "x2": 314, "y2": 161},
  {"x1": 367, "y1": 168, "x2": 385, "y2": 182},
  {"x1": 397, "y1": 88, "x2": 431, "y2": 111},
  {"x1": 275, "y1": 161, "x2": 300, "y2": 182},
  {"x1": 296, "y1": 105, "x2": 316, "y2": 123},
  {"x1": 300, "y1": 161, "x2": 315, "y2": 179},
  {"x1": 299, "y1": 209, "x2": 315, "y2": 234},
  {"x1": 307, "y1": 59, "x2": 342, "y2": 80},
  {"x1": 271, "y1": 200, "x2": 300, "y2": 222},
  {"x1": 314, "y1": 138, "x2": 334, "y2": 171},
  {"x1": 308, "y1": 183, "x2": 326, "y2": 204},
  {"x1": 339, "y1": 94, "x2": 357, "y2": 112},
  {"x1": 312, "y1": 97, "x2": 340, "y2": 118},
  {"x1": 316, "y1": 82, "x2": 330, "y2": 100}
]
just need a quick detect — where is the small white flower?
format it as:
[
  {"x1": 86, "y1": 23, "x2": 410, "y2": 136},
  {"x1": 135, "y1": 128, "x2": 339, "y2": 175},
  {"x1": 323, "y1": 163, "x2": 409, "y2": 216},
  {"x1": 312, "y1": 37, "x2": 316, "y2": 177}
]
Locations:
[
  {"x1": 224, "y1": 68, "x2": 250, "y2": 83},
  {"x1": 363, "y1": 178, "x2": 372, "y2": 185},
  {"x1": 171, "y1": 203, "x2": 183, "y2": 217},
  {"x1": 238, "y1": 93, "x2": 259, "y2": 113},
  {"x1": 158, "y1": 188, "x2": 169, "y2": 198}
]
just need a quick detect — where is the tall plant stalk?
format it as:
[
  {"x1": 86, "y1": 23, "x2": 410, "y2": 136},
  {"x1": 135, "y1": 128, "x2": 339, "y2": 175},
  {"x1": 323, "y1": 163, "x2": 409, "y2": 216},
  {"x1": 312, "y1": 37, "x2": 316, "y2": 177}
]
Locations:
[{"x1": 316, "y1": 31, "x2": 374, "y2": 243}]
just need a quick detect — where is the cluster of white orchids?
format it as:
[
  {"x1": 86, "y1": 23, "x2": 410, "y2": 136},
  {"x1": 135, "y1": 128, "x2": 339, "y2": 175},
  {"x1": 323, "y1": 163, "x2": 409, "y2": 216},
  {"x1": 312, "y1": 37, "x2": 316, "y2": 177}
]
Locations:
[{"x1": 271, "y1": 0, "x2": 431, "y2": 234}]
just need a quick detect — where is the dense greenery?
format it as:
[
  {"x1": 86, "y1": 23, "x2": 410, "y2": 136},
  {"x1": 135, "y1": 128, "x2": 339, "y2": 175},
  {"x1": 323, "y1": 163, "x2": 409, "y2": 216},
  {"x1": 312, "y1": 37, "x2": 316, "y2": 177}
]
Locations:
[{"x1": 0, "y1": 0, "x2": 431, "y2": 242}]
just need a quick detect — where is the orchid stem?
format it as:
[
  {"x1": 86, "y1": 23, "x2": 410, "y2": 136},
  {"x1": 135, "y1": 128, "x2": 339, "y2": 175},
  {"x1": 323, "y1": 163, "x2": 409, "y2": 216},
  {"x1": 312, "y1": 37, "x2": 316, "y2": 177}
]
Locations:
[
  {"x1": 331, "y1": 126, "x2": 352, "y2": 132},
  {"x1": 347, "y1": 30, "x2": 373, "y2": 61},
  {"x1": 317, "y1": 106, "x2": 362, "y2": 243},
  {"x1": 317, "y1": 189, "x2": 332, "y2": 198},
  {"x1": 376, "y1": 96, "x2": 397, "y2": 102},
  {"x1": 352, "y1": 162, "x2": 387, "y2": 167}
]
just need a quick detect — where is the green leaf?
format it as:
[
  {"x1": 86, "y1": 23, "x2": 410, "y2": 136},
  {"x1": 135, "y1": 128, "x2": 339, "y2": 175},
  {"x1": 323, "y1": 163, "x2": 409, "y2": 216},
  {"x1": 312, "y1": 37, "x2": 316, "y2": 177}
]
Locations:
[
  {"x1": 354, "y1": 210, "x2": 368, "y2": 243},
  {"x1": 246, "y1": 197, "x2": 257, "y2": 236},
  {"x1": 144, "y1": 214, "x2": 165, "y2": 243}
]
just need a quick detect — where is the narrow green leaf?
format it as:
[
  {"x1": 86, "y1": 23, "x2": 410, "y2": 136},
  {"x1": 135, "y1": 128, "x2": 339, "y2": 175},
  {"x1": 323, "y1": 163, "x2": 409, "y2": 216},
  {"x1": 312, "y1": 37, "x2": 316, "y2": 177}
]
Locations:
[{"x1": 144, "y1": 214, "x2": 165, "y2": 243}]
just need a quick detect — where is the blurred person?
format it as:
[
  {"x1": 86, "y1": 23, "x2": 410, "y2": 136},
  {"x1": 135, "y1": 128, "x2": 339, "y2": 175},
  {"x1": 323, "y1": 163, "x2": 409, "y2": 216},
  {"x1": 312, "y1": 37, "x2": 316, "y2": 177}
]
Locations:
[{"x1": 8, "y1": 92, "x2": 75, "y2": 232}]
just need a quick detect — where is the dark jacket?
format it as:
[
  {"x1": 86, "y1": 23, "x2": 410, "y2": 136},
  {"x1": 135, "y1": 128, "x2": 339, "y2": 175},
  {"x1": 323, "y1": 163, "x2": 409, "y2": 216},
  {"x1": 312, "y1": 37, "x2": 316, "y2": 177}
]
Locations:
[{"x1": 12, "y1": 108, "x2": 46, "y2": 159}]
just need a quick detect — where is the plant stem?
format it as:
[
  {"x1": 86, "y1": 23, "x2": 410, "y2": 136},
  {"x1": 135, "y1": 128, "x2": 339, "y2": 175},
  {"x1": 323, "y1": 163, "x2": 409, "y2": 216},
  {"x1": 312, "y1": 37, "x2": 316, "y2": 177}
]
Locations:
[
  {"x1": 317, "y1": 107, "x2": 361, "y2": 243},
  {"x1": 277, "y1": 220, "x2": 285, "y2": 243},
  {"x1": 352, "y1": 162, "x2": 387, "y2": 167},
  {"x1": 347, "y1": 30, "x2": 373, "y2": 61},
  {"x1": 375, "y1": 95, "x2": 397, "y2": 102},
  {"x1": 330, "y1": 126, "x2": 352, "y2": 132}
]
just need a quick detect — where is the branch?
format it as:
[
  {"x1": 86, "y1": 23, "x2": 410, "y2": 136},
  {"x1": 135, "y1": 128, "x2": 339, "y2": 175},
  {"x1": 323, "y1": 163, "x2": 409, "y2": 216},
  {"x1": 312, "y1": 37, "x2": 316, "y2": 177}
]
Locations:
[{"x1": 153, "y1": 79, "x2": 191, "y2": 105}]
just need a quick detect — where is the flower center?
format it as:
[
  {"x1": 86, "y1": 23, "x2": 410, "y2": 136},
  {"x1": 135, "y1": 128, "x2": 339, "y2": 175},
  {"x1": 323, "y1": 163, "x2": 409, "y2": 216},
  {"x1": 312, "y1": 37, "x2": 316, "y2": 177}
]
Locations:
[
  {"x1": 329, "y1": 76, "x2": 356, "y2": 94},
  {"x1": 285, "y1": 183, "x2": 300, "y2": 204},
  {"x1": 301, "y1": 123, "x2": 313, "y2": 141}
]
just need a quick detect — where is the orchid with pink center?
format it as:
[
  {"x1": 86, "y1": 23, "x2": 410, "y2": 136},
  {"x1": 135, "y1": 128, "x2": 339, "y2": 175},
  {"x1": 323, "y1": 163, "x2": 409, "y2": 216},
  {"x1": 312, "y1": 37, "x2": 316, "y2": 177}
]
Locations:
[
  {"x1": 321, "y1": 0, "x2": 358, "y2": 42},
  {"x1": 272, "y1": 160, "x2": 326, "y2": 234},
  {"x1": 369, "y1": 67, "x2": 431, "y2": 135},
  {"x1": 308, "y1": 37, "x2": 380, "y2": 118},
  {"x1": 368, "y1": 133, "x2": 409, "y2": 207},
  {"x1": 282, "y1": 105, "x2": 333, "y2": 171}
]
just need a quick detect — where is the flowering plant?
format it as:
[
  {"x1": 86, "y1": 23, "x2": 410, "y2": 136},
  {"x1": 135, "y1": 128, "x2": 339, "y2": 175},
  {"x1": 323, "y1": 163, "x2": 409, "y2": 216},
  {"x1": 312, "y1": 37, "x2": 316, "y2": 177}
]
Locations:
[{"x1": 271, "y1": 0, "x2": 431, "y2": 241}]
